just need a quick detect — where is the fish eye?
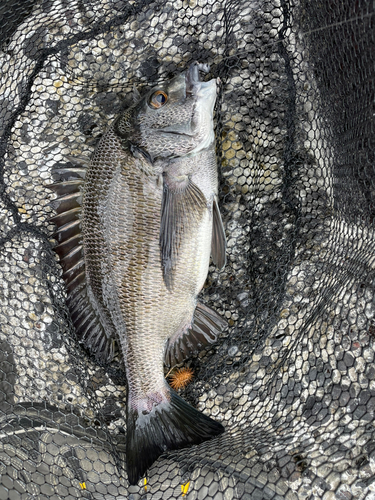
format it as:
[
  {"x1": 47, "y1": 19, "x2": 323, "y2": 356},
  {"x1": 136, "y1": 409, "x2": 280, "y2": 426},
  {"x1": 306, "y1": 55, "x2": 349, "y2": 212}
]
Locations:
[{"x1": 149, "y1": 90, "x2": 168, "y2": 109}]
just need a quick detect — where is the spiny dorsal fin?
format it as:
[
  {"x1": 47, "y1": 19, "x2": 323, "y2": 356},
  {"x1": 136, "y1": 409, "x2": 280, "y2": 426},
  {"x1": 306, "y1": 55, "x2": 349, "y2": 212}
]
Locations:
[
  {"x1": 51, "y1": 192, "x2": 82, "y2": 214},
  {"x1": 63, "y1": 154, "x2": 91, "y2": 166},
  {"x1": 49, "y1": 179, "x2": 83, "y2": 196},
  {"x1": 53, "y1": 220, "x2": 81, "y2": 243},
  {"x1": 54, "y1": 234, "x2": 81, "y2": 257},
  {"x1": 50, "y1": 207, "x2": 81, "y2": 227},
  {"x1": 49, "y1": 163, "x2": 117, "y2": 363},
  {"x1": 53, "y1": 166, "x2": 87, "y2": 181}
]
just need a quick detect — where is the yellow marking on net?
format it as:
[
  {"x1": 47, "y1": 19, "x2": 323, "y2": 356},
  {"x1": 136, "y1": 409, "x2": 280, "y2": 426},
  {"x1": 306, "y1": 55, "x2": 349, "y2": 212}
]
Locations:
[
  {"x1": 79, "y1": 482, "x2": 86, "y2": 490},
  {"x1": 144, "y1": 477, "x2": 147, "y2": 491},
  {"x1": 181, "y1": 481, "x2": 190, "y2": 496}
]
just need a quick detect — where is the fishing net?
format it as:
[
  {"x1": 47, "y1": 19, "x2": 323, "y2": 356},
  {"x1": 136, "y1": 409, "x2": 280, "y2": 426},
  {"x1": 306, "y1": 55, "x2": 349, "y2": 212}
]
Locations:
[{"x1": 0, "y1": 0, "x2": 374, "y2": 498}]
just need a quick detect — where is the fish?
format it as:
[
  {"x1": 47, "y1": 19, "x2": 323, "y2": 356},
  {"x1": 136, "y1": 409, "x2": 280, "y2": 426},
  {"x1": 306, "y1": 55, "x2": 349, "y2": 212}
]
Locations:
[{"x1": 49, "y1": 61, "x2": 227, "y2": 485}]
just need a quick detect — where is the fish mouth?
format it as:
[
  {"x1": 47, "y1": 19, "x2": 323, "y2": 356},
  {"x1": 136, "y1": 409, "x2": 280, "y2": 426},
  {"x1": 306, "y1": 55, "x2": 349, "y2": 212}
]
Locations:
[
  {"x1": 157, "y1": 62, "x2": 217, "y2": 138},
  {"x1": 185, "y1": 61, "x2": 217, "y2": 97}
]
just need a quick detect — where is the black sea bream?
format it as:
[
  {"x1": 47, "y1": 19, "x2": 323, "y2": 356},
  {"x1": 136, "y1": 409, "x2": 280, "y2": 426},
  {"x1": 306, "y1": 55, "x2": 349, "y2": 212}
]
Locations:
[{"x1": 50, "y1": 62, "x2": 227, "y2": 485}]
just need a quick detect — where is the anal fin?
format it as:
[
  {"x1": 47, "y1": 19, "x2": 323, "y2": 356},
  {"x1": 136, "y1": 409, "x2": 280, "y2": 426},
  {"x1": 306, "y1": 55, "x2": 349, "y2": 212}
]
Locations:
[{"x1": 164, "y1": 302, "x2": 226, "y2": 367}]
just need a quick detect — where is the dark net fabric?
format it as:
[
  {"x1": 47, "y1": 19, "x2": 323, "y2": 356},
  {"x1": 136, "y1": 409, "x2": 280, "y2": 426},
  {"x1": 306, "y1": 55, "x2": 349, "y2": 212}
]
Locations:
[{"x1": 0, "y1": 0, "x2": 374, "y2": 498}]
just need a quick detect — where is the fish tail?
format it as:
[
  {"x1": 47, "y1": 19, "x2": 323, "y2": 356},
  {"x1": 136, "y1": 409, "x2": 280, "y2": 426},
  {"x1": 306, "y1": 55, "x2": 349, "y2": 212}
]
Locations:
[{"x1": 126, "y1": 389, "x2": 224, "y2": 485}]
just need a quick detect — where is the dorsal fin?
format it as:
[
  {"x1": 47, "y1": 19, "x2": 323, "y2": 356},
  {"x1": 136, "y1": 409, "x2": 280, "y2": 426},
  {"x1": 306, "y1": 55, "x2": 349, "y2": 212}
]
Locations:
[
  {"x1": 53, "y1": 166, "x2": 87, "y2": 180},
  {"x1": 49, "y1": 180, "x2": 84, "y2": 196},
  {"x1": 49, "y1": 165, "x2": 117, "y2": 363},
  {"x1": 63, "y1": 155, "x2": 91, "y2": 167}
]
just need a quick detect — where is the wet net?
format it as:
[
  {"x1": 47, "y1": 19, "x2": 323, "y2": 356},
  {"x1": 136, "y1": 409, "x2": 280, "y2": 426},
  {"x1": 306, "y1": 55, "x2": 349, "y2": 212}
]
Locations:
[{"x1": 0, "y1": 0, "x2": 374, "y2": 498}]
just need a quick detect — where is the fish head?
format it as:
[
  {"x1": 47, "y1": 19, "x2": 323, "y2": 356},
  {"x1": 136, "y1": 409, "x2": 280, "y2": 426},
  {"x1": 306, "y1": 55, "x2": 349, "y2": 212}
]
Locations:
[{"x1": 114, "y1": 62, "x2": 218, "y2": 161}]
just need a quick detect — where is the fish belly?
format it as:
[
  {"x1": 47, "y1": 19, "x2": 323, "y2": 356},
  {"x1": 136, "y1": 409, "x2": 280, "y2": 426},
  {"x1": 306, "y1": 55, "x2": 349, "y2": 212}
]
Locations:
[{"x1": 83, "y1": 129, "x2": 212, "y2": 405}]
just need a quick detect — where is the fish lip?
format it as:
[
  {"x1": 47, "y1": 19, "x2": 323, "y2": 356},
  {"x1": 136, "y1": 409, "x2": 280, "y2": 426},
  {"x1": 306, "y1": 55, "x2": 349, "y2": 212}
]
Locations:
[
  {"x1": 158, "y1": 129, "x2": 196, "y2": 137},
  {"x1": 185, "y1": 61, "x2": 216, "y2": 96}
]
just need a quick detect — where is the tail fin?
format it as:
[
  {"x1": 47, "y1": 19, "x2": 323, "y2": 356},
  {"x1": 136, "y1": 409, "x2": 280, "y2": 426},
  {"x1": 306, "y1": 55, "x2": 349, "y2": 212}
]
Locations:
[{"x1": 126, "y1": 389, "x2": 224, "y2": 485}]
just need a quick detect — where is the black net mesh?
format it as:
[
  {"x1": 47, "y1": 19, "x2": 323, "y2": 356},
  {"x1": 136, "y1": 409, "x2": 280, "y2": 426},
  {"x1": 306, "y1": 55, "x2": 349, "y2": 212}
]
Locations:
[{"x1": 0, "y1": 0, "x2": 374, "y2": 498}]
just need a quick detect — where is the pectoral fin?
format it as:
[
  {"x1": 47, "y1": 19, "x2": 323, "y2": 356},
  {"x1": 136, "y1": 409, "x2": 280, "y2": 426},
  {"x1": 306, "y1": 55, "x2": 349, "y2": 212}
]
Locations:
[
  {"x1": 160, "y1": 179, "x2": 207, "y2": 291},
  {"x1": 211, "y1": 197, "x2": 226, "y2": 269}
]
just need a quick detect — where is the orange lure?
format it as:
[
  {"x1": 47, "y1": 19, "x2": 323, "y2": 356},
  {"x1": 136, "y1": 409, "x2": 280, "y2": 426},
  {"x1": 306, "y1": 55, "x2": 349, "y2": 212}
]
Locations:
[{"x1": 168, "y1": 367, "x2": 194, "y2": 390}]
